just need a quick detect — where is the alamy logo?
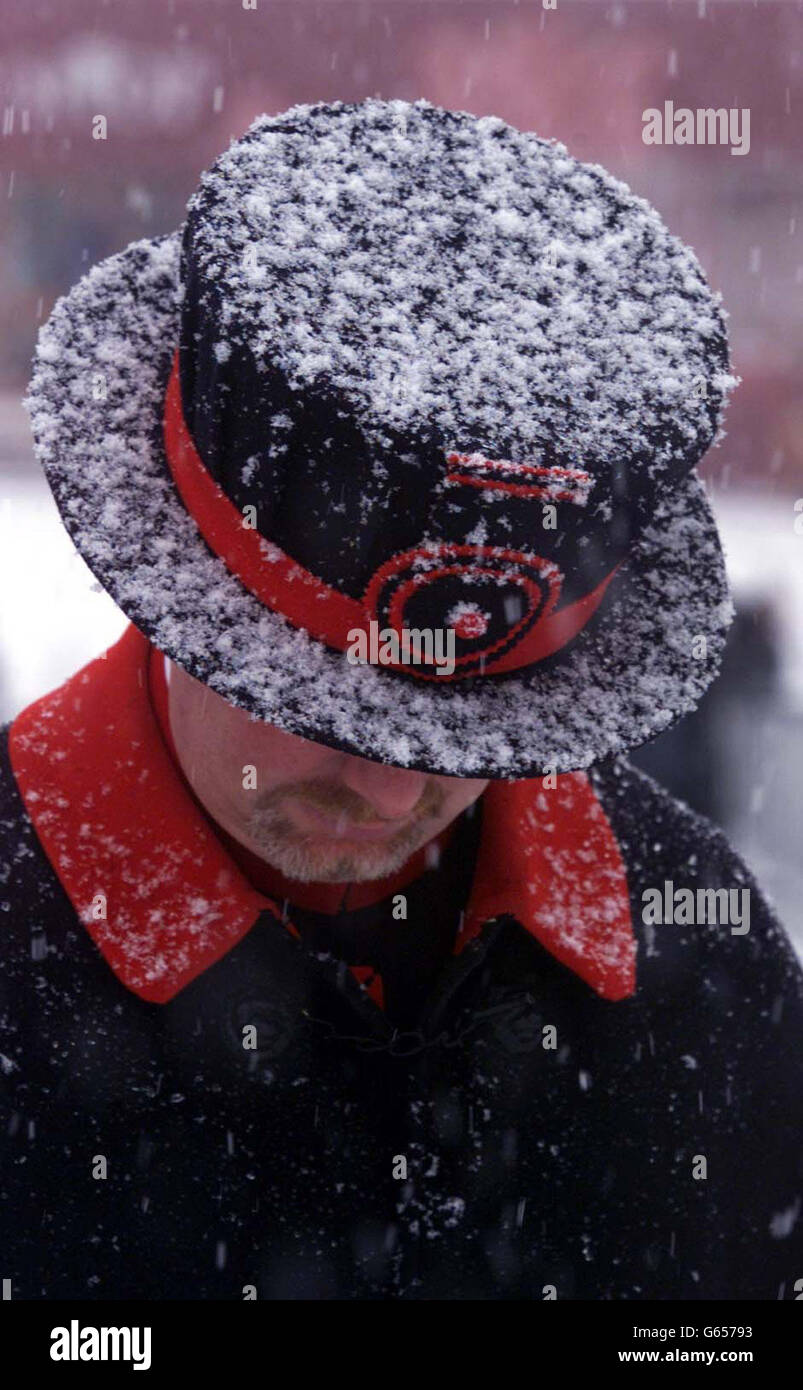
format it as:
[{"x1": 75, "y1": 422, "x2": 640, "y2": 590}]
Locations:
[
  {"x1": 641, "y1": 880, "x2": 750, "y2": 935},
  {"x1": 642, "y1": 101, "x2": 750, "y2": 156},
  {"x1": 347, "y1": 620, "x2": 456, "y2": 677},
  {"x1": 50, "y1": 1320, "x2": 151, "y2": 1370}
]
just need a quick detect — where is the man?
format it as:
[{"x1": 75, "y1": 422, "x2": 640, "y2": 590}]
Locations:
[{"x1": 2, "y1": 99, "x2": 801, "y2": 1300}]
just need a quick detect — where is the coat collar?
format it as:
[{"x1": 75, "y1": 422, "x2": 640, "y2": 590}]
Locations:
[{"x1": 8, "y1": 625, "x2": 636, "y2": 1004}]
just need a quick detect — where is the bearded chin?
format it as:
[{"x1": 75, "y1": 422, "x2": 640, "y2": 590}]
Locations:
[{"x1": 244, "y1": 808, "x2": 425, "y2": 883}]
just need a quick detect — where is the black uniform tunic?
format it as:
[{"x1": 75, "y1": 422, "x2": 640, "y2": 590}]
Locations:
[{"x1": 1, "y1": 629, "x2": 802, "y2": 1301}]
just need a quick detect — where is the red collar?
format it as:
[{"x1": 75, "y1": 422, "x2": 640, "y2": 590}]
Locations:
[{"x1": 8, "y1": 625, "x2": 636, "y2": 1004}]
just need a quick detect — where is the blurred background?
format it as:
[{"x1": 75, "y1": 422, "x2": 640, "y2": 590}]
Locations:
[{"x1": 1, "y1": 0, "x2": 801, "y2": 950}]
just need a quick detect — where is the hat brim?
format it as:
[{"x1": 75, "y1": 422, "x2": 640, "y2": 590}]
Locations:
[{"x1": 26, "y1": 233, "x2": 733, "y2": 779}]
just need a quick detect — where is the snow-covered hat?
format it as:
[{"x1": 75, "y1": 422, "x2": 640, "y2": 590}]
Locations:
[{"x1": 26, "y1": 99, "x2": 736, "y2": 779}]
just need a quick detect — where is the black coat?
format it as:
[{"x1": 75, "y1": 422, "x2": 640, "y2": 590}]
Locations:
[{"x1": 1, "y1": 723, "x2": 802, "y2": 1301}]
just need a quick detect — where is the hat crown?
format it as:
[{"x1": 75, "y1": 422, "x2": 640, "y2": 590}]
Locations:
[
  {"x1": 173, "y1": 99, "x2": 733, "y2": 667},
  {"x1": 179, "y1": 98, "x2": 730, "y2": 490}
]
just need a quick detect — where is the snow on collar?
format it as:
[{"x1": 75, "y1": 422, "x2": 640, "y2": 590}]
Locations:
[{"x1": 8, "y1": 625, "x2": 635, "y2": 1003}]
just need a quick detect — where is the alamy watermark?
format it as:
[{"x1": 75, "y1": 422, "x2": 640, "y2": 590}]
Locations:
[
  {"x1": 50, "y1": 1321, "x2": 151, "y2": 1370},
  {"x1": 642, "y1": 102, "x2": 750, "y2": 156},
  {"x1": 642, "y1": 880, "x2": 750, "y2": 935},
  {"x1": 347, "y1": 620, "x2": 456, "y2": 677}
]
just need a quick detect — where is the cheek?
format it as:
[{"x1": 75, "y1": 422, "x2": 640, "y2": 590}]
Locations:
[
  {"x1": 228, "y1": 719, "x2": 334, "y2": 790},
  {"x1": 440, "y1": 777, "x2": 488, "y2": 818}
]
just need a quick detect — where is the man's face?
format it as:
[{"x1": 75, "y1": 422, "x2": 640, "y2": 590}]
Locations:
[{"x1": 166, "y1": 660, "x2": 489, "y2": 882}]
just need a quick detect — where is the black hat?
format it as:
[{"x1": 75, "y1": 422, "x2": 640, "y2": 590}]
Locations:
[{"x1": 25, "y1": 99, "x2": 736, "y2": 778}]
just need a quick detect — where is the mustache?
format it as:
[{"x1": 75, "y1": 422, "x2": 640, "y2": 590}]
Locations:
[{"x1": 252, "y1": 775, "x2": 446, "y2": 828}]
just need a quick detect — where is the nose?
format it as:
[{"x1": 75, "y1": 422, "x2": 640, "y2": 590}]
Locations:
[{"x1": 338, "y1": 754, "x2": 429, "y2": 821}]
